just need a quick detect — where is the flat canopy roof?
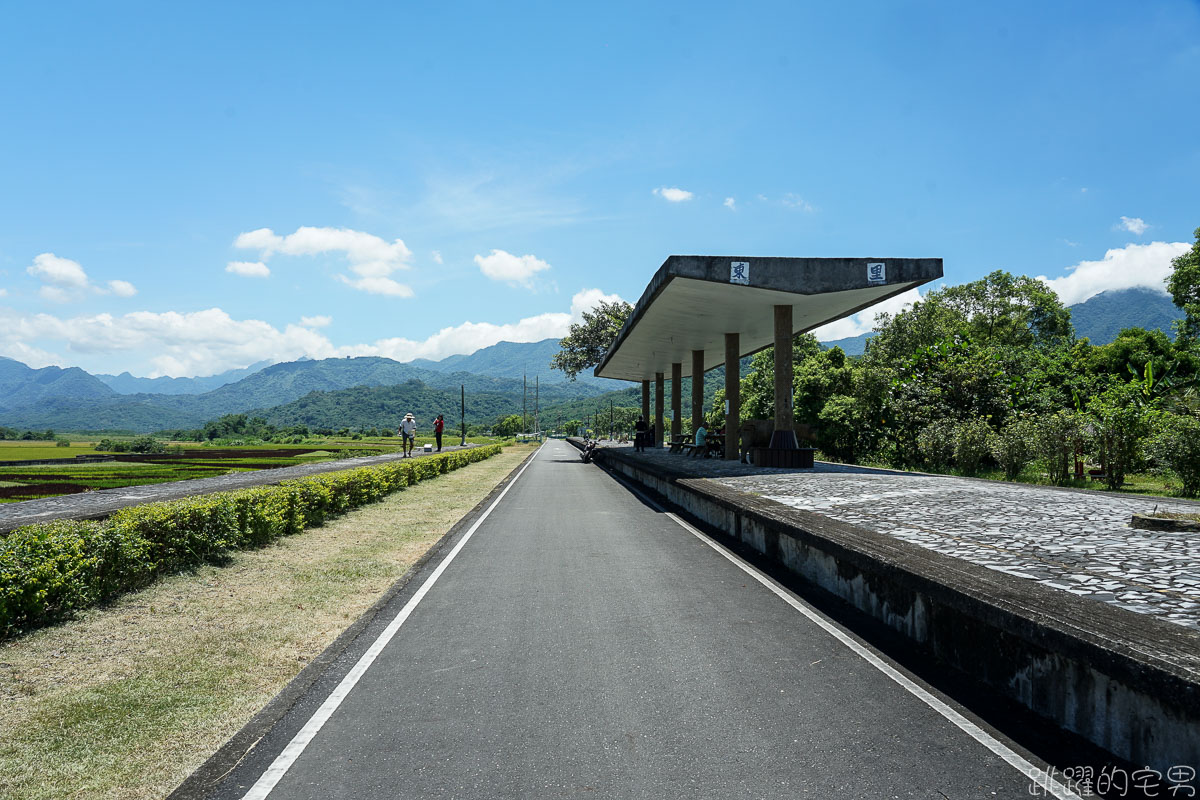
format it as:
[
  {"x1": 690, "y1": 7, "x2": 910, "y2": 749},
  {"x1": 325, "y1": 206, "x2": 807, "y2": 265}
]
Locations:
[{"x1": 594, "y1": 255, "x2": 943, "y2": 382}]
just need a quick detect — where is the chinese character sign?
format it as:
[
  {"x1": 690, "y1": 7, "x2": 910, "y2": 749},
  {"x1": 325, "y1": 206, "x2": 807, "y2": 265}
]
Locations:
[
  {"x1": 867, "y1": 262, "x2": 886, "y2": 285},
  {"x1": 730, "y1": 261, "x2": 750, "y2": 285}
]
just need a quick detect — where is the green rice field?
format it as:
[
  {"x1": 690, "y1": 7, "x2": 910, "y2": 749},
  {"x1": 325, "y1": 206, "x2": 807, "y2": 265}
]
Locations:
[
  {"x1": 0, "y1": 443, "x2": 360, "y2": 501},
  {"x1": 0, "y1": 436, "x2": 502, "y2": 503}
]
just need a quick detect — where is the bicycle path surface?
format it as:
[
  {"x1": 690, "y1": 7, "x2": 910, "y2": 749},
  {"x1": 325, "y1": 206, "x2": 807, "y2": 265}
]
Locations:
[
  {"x1": 0, "y1": 445, "x2": 475, "y2": 534},
  {"x1": 194, "y1": 438, "x2": 1078, "y2": 799}
]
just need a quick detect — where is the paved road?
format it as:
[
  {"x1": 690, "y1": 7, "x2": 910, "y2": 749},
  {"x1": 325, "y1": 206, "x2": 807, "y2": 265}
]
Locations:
[
  {"x1": 0, "y1": 445, "x2": 476, "y2": 534},
  {"x1": 200, "y1": 439, "x2": 1073, "y2": 799}
]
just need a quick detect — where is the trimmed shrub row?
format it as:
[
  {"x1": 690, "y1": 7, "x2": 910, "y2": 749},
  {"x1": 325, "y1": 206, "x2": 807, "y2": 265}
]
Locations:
[{"x1": 0, "y1": 444, "x2": 504, "y2": 639}]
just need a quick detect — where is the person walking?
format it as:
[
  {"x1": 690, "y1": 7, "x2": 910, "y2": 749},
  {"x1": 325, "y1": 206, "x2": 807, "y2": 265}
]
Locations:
[
  {"x1": 634, "y1": 415, "x2": 647, "y2": 453},
  {"x1": 433, "y1": 414, "x2": 445, "y2": 452},
  {"x1": 399, "y1": 412, "x2": 417, "y2": 457}
]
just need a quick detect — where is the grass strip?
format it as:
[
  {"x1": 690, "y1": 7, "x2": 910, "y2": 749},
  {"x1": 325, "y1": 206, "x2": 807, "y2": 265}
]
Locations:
[
  {"x1": 0, "y1": 445, "x2": 504, "y2": 638},
  {"x1": 0, "y1": 443, "x2": 536, "y2": 800}
]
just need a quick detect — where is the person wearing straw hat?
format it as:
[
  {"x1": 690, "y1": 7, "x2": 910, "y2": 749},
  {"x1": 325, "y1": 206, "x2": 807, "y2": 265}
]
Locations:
[{"x1": 399, "y1": 412, "x2": 417, "y2": 457}]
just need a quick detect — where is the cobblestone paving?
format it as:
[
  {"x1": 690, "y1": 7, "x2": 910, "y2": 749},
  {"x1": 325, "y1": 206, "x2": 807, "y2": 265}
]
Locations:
[
  {"x1": 607, "y1": 444, "x2": 1200, "y2": 631},
  {"x1": 0, "y1": 445, "x2": 476, "y2": 534}
]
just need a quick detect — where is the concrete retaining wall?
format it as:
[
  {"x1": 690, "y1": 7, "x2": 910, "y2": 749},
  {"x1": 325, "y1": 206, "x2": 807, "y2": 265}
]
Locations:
[{"x1": 578, "y1": 441, "x2": 1200, "y2": 772}]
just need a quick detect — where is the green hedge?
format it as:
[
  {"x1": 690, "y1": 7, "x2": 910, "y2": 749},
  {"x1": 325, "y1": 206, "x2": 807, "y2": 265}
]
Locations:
[{"x1": 0, "y1": 444, "x2": 504, "y2": 639}]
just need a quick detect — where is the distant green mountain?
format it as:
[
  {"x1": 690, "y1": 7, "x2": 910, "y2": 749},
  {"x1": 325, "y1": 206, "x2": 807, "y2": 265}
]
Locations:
[
  {"x1": 0, "y1": 357, "x2": 115, "y2": 411},
  {"x1": 255, "y1": 380, "x2": 526, "y2": 430},
  {"x1": 412, "y1": 337, "x2": 626, "y2": 389},
  {"x1": 96, "y1": 360, "x2": 273, "y2": 395},
  {"x1": 0, "y1": 395, "x2": 208, "y2": 431},
  {"x1": 1067, "y1": 287, "x2": 1184, "y2": 345},
  {"x1": 0, "y1": 353, "x2": 614, "y2": 432},
  {"x1": 819, "y1": 332, "x2": 873, "y2": 355}
]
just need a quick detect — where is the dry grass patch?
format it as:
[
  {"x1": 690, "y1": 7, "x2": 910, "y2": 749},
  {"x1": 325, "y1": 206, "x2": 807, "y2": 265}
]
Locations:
[{"x1": 0, "y1": 444, "x2": 536, "y2": 800}]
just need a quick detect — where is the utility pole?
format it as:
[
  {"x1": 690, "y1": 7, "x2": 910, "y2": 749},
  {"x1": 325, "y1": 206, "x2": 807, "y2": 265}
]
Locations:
[
  {"x1": 460, "y1": 384, "x2": 466, "y2": 446},
  {"x1": 535, "y1": 376, "x2": 540, "y2": 441},
  {"x1": 610, "y1": 398, "x2": 613, "y2": 440},
  {"x1": 523, "y1": 373, "x2": 527, "y2": 435}
]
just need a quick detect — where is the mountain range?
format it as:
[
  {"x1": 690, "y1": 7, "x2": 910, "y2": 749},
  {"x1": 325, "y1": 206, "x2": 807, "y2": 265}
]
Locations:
[
  {"x1": 0, "y1": 288, "x2": 1186, "y2": 433},
  {"x1": 0, "y1": 339, "x2": 624, "y2": 433}
]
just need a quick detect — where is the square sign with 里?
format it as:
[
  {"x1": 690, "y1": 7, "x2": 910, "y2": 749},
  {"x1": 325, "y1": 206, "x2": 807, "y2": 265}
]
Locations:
[
  {"x1": 867, "y1": 262, "x2": 886, "y2": 284},
  {"x1": 730, "y1": 261, "x2": 750, "y2": 285}
]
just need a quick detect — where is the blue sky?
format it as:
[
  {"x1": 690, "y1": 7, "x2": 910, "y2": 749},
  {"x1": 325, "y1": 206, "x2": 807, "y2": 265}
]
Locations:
[{"x1": 2, "y1": 1, "x2": 1198, "y2": 377}]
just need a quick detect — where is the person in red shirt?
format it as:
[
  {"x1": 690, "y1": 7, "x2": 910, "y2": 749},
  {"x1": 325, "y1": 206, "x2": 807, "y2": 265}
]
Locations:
[{"x1": 434, "y1": 414, "x2": 445, "y2": 451}]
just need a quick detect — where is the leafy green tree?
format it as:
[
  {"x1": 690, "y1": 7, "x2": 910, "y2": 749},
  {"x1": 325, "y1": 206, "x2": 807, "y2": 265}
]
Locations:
[
  {"x1": 917, "y1": 419, "x2": 957, "y2": 471},
  {"x1": 1150, "y1": 414, "x2": 1200, "y2": 496},
  {"x1": 816, "y1": 394, "x2": 872, "y2": 463},
  {"x1": 1030, "y1": 411, "x2": 1086, "y2": 486},
  {"x1": 1167, "y1": 226, "x2": 1200, "y2": 342},
  {"x1": 990, "y1": 416, "x2": 1035, "y2": 480},
  {"x1": 492, "y1": 414, "x2": 524, "y2": 437},
  {"x1": 1087, "y1": 384, "x2": 1153, "y2": 491},
  {"x1": 550, "y1": 300, "x2": 633, "y2": 380},
  {"x1": 937, "y1": 270, "x2": 1073, "y2": 349},
  {"x1": 953, "y1": 418, "x2": 993, "y2": 476}
]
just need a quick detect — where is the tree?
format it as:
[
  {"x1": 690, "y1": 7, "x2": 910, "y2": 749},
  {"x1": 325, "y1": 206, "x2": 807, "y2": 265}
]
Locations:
[
  {"x1": 492, "y1": 414, "x2": 524, "y2": 437},
  {"x1": 937, "y1": 270, "x2": 1073, "y2": 349},
  {"x1": 550, "y1": 300, "x2": 632, "y2": 380},
  {"x1": 1168, "y1": 226, "x2": 1200, "y2": 342}
]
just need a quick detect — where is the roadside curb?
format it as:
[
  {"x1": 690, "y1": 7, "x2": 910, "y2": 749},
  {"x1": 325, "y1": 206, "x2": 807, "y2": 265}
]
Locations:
[{"x1": 166, "y1": 445, "x2": 540, "y2": 800}]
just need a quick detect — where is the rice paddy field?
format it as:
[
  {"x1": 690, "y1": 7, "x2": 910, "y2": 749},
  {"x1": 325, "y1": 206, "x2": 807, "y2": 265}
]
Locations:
[{"x1": 0, "y1": 436, "x2": 502, "y2": 503}]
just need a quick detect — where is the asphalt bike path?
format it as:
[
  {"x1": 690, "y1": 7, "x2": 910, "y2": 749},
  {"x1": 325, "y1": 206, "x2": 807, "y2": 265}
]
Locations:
[{"x1": 200, "y1": 439, "x2": 1077, "y2": 799}]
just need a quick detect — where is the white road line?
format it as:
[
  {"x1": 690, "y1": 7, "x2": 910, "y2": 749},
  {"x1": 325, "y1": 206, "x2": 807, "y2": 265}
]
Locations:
[
  {"x1": 240, "y1": 443, "x2": 544, "y2": 800},
  {"x1": 626, "y1": 481, "x2": 1081, "y2": 800}
]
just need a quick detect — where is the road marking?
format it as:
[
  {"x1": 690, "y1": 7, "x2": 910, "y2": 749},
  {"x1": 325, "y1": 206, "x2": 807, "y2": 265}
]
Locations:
[
  {"x1": 240, "y1": 442, "x2": 544, "y2": 800},
  {"x1": 624, "y1": 481, "x2": 1080, "y2": 800}
]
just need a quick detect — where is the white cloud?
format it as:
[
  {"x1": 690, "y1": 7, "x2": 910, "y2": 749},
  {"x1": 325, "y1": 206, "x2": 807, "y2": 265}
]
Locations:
[
  {"x1": 0, "y1": 289, "x2": 625, "y2": 377},
  {"x1": 569, "y1": 288, "x2": 625, "y2": 321},
  {"x1": 335, "y1": 287, "x2": 623, "y2": 363},
  {"x1": 431, "y1": 250, "x2": 443, "y2": 264},
  {"x1": 234, "y1": 226, "x2": 413, "y2": 296},
  {"x1": 782, "y1": 193, "x2": 815, "y2": 212},
  {"x1": 1119, "y1": 216, "x2": 1148, "y2": 235},
  {"x1": 0, "y1": 307, "x2": 339, "y2": 378},
  {"x1": 226, "y1": 261, "x2": 270, "y2": 278},
  {"x1": 28, "y1": 253, "x2": 89, "y2": 288},
  {"x1": 107, "y1": 280, "x2": 138, "y2": 297},
  {"x1": 39, "y1": 286, "x2": 73, "y2": 303},
  {"x1": 25, "y1": 253, "x2": 137, "y2": 302},
  {"x1": 300, "y1": 315, "x2": 332, "y2": 328},
  {"x1": 653, "y1": 187, "x2": 693, "y2": 203},
  {"x1": 1037, "y1": 241, "x2": 1190, "y2": 305},
  {"x1": 0, "y1": 288, "x2": 7, "y2": 297},
  {"x1": 724, "y1": 197, "x2": 736, "y2": 211},
  {"x1": 233, "y1": 228, "x2": 284, "y2": 254},
  {"x1": 474, "y1": 249, "x2": 552, "y2": 289},
  {"x1": 811, "y1": 288, "x2": 925, "y2": 341},
  {"x1": 336, "y1": 275, "x2": 414, "y2": 297}
]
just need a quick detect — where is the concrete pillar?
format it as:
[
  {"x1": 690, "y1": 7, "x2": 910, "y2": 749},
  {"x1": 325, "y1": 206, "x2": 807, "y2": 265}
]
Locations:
[
  {"x1": 671, "y1": 362, "x2": 682, "y2": 441},
  {"x1": 771, "y1": 304, "x2": 798, "y2": 449},
  {"x1": 691, "y1": 349, "x2": 705, "y2": 434},
  {"x1": 641, "y1": 379, "x2": 650, "y2": 428},
  {"x1": 654, "y1": 371, "x2": 665, "y2": 448},
  {"x1": 724, "y1": 333, "x2": 740, "y2": 460}
]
